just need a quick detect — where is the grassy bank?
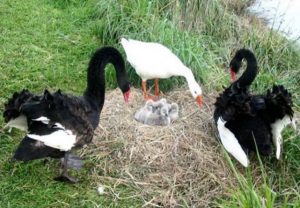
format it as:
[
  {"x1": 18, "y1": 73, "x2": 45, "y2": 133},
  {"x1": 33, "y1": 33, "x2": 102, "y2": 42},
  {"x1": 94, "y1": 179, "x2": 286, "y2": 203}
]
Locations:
[{"x1": 0, "y1": 0, "x2": 299, "y2": 207}]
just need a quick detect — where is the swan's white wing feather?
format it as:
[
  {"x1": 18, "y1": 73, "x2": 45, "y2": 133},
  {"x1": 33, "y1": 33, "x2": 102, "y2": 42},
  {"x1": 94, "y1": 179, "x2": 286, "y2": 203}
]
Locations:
[
  {"x1": 4, "y1": 115, "x2": 28, "y2": 131},
  {"x1": 27, "y1": 124, "x2": 76, "y2": 151},
  {"x1": 217, "y1": 117, "x2": 249, "y2": 167},
  {"x1": 4, "y1": 116, "x2": 52, "y2": 132},
  {"x1": 271, "y1": 115, "x2": 293, "y2": 159},
  {"x1": 32, "y1": 116, "x2": 50, "y2": 124}
]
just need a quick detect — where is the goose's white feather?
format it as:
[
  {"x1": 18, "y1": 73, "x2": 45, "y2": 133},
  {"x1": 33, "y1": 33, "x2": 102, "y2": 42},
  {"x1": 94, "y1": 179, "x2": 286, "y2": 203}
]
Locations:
[
  {"x1": 121, "y1": 38, "x2": 188, "y2": 79},
  {"x1": 120, "y1": 38, "x2": 202, "y2": 98},
  {"x1": 217, "y1": 117, "x2": 249, "y2": 167},
  {"x1": 27, "y1": 123, "x2": 76, "y2": 151}
]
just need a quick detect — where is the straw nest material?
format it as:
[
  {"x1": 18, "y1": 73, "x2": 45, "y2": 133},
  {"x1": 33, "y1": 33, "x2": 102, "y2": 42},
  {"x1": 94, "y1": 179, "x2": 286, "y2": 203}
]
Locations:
[{"x1": 86, "y1": 87, "x2": 237, "y2": 207}]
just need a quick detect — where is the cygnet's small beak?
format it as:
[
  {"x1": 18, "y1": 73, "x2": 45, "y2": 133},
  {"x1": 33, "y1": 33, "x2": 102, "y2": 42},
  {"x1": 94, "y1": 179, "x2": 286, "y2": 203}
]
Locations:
[
  {"x1": 196, "y1": 95, "x2": 203, "y2": 107},
  {"x1": 230, "y1": 68, "x2": 237, "y2": 82}
]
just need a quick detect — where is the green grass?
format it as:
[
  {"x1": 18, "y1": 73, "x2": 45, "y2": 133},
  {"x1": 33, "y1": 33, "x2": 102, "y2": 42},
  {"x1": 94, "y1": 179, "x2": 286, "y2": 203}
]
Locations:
[
  {"x1": 0, "y1": 0, "x2": 300, "y2": 207},
  {"x1": 0, "y1": 0, "x2": 142, "y2": 207}
]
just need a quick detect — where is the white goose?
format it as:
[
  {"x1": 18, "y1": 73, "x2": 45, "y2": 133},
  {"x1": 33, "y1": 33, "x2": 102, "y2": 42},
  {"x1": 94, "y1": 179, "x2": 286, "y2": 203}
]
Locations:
[{"x1": 120, "y1": 38, "x2": 203, "y2": 106}]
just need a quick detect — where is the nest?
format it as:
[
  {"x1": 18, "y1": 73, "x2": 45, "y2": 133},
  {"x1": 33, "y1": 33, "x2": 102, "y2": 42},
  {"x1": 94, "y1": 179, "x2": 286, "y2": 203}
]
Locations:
[{"x1": 86, "y1": 87, "x2": 237, "y2": 207}]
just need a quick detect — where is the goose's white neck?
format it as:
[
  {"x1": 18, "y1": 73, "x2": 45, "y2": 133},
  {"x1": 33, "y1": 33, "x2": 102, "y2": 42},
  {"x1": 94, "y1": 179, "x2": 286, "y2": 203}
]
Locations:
[
  {"x1": 179, "y1": 66, "x2": 202, "y2": 98},
  {"x1": 183, "y1": 68, "x2": 196, "y2": 84}
]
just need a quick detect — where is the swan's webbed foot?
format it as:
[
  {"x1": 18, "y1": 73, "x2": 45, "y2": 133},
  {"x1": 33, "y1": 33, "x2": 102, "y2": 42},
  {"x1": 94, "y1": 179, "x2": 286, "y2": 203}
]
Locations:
[
  {"x1": 54, "y1": 173, "x2": 77, "y2": 183},
  {"x1": 54, "y1": 152, "x2": 81, "y2": 183}
]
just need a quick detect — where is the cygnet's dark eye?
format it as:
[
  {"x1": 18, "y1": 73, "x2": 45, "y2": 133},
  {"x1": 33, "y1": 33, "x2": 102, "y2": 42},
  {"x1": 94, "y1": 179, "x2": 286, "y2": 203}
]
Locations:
[{"x1": 194, "y1": 91, "x2": 197, "y2": 94}]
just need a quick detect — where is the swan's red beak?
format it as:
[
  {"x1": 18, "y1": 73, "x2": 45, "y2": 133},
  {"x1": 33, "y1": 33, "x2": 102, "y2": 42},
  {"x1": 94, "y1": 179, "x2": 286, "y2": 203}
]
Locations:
[
  {"x1": 196, "y1": 95, "x2": 203, "y2": 107},
  {"x1": 123, "y1": 89, "x2": 130, "y2": 103},
  {"x1": 230, "y1": 68, "x2": 237, "y2": 82}
]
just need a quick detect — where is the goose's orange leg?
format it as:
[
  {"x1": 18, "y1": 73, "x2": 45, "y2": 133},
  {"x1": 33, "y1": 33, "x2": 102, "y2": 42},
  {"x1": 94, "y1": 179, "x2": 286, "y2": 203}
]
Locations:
[
  {"x1": 142, "y1": 80, "x2": 148, "y2": 100},
  {"x1": 142, "y1": 80, "x2": 156, "y2": 100},
  {"x1": 154, "y1": 78, "x2": 160, "y2": 97}
]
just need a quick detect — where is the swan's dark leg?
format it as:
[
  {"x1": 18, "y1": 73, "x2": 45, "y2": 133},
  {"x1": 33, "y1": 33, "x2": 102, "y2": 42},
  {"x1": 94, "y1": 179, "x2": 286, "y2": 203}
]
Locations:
[
  {"x1": 66, "y1": 154, "x2": 84, "y2": 170},
  {"x1": 54, "y1": 152, "x2": 78, "y2": 183},
  {"x1": 43, "y1": 158, "x2": 50, "y2": 165},
  {"x1": 154, "y1": 79, "x2": 160, "y2": 97}
]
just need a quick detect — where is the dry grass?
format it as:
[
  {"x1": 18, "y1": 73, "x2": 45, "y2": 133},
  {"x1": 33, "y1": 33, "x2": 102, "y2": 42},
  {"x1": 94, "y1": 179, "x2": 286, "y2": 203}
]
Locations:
[{"x1": 79, "y1": 87, "x2": 238, "y2": 207}]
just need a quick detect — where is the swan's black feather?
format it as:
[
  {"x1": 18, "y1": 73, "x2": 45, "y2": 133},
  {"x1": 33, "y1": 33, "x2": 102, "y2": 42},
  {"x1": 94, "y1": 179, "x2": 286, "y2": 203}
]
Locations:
[
  {"x1": 214, "y1": 49, "x2": 294, "y2": 162},
  {"x1": 3, "y1": 46, "x2": 131, "y2": 182}
]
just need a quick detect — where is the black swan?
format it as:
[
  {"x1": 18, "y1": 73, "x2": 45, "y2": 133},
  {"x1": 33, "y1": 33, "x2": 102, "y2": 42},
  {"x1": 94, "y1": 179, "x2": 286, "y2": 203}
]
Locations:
[
  {"x1": 214, "y1": 49, "x2": 295, "y2": 167},
  {"x1": 3, "y1": 46, "x2": 131, "y2": 182}
]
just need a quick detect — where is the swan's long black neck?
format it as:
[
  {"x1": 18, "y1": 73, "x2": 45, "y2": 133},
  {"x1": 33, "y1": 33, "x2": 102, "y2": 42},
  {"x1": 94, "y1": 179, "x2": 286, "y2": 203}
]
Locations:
[
  {"x1": 231, "y1": 49, "x2": 258, "y2": 90},
  {"x1": 83, "y1": 46, "x2": 129, "y2": 109}
]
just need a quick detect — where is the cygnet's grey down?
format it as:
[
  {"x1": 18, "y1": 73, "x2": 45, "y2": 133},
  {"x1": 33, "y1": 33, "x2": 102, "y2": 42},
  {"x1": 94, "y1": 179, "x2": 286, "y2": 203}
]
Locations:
[
  {"x1": 134, "y1": 99, "x2": 179, "y2": 126},
  {"x1": 134, "y1": 100, "x2": 169, "y2": 126},
  {"x1": 146, "y1": 102, "x2": 170, "y2": 126},
  {"x1": 168, "y1": 103, "x2": 179, "y2": 121},
  {"x1": 152, "y1": 98, "x2": 179, "y2": 122}
]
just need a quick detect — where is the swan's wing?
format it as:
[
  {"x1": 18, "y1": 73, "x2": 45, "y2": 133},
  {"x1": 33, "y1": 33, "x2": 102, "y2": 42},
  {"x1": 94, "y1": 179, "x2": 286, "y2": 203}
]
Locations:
[
  {"x1": 4, "y1": 116, "x2": 50, "y2": 132},
  {"x1": 217, "y1": 117, "x2": 249, "y2": 167},
  {"x1": 13, "y1": 136, "x2": 64, "y2": 161},
  {"x1": 27, "y1": 122, "x2": 76, "y2": 151},
  {"x1": 271, "y1": 115, "x2": 294, "y2": 159},
  {"x1": 4, "y1": 115, "x2": 28, "y2": 131},
  {"x1": 3, "y1": 89, "x2": 42, "y2": 132},
  {"x1": 32, "y1": 116, "x2": 50, "y2": 124}
]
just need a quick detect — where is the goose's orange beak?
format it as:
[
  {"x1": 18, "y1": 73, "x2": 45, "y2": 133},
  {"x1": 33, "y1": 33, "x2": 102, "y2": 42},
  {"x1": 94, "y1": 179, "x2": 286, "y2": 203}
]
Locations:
[
  {"x1": 230, "y1": 68, "x2": 237, "y2": 82},
  {"x1": 196, "y1": 95, "x2": 203, "y2": 107}
]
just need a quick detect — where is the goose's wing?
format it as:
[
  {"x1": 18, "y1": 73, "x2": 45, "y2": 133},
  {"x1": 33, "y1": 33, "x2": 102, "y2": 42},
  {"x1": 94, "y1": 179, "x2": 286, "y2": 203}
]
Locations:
[
  {"x1": 217, "y1": 117, "x2": 249, "y2": 167},
  {"x1": 121, "y1": 38, "x2": 185, "y2": 78}
]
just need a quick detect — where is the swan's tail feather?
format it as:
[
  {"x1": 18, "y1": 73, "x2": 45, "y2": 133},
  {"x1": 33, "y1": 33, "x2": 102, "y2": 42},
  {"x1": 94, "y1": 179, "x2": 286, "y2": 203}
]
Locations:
[{"x1": 3, "y1": 89, "x2": 37, "y2": 122}]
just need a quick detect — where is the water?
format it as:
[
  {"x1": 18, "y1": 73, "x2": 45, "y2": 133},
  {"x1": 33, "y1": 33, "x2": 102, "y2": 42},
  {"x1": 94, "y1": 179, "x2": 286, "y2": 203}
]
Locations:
[{"x1": 249, "y1": 0, "x2": 300, "y2": 41}]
